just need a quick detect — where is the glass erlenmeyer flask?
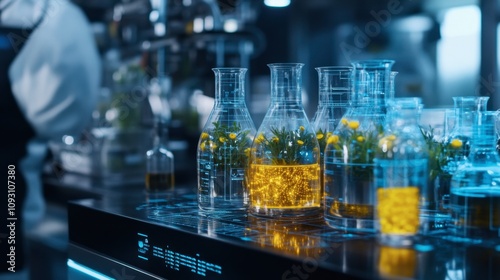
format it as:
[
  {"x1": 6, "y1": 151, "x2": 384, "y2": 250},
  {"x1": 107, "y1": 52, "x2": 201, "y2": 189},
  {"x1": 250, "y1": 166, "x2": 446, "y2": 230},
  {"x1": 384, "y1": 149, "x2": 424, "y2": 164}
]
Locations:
[
  {"x1": 450, "y1": 111, "x2": 500, "y2": 241},
  {"x1": 436, "y1": 96, "x2": 489, "y2": 215},
  {"x1": 197, "y1": 68, "x2": 256, "y2": 211},
  {"x1": 311, "y1": 66, "x2": 352, "y2": 206},
  {"x1": 324, "y1": 59, "x2": 394, "y2": 232},
  {"x1": 247, "y1": 63, "x2": 321, "y2": 218}
]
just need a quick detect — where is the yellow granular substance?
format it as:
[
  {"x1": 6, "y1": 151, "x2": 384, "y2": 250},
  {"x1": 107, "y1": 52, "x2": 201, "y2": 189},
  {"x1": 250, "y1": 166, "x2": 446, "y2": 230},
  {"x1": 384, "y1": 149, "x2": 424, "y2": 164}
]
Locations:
[{"x1": 377, "y1": 187, "x2": 420, "y2": 234}]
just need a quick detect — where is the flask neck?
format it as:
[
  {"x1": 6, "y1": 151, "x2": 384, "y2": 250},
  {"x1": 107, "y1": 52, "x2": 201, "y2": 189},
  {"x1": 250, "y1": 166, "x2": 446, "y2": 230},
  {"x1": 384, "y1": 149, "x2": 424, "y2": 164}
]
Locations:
[
  {"x1": 316, "y1": 66, "x2": 352, "y2": 106},
  {"x1": 213, "y1": 68, "x2": 247, "y2": 105},
  {"x1": 352, "y1": 60, "x2": 394, "y2": 114},
  {"x1": 269, "y1": 63, "x2": 304, "y2": 104},
  {"x1": 387, "y1": 98, "x2": 422, "y2": 131},
  {"x1": 452, "y1": 96, "x2": 489, "y2": 135},
  {"x1": 153, "y1": 123, "x2": 170, "y2": 147},
  {"x1": 469, "y1": 111, "x2": 498, "y2": 156}
]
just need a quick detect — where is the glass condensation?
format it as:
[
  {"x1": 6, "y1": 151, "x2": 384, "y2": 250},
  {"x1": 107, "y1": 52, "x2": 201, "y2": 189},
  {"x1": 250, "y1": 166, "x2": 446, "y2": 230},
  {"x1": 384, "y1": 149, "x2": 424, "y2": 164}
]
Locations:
[
  {"x1": 374, "y1": 98, "x2": 428, "y2": 247},
  {"x1": 450, "y1": 111, "x2": 500, "y2": 242},
  {"x1": 197, "y1": 68, "x2": 256, "y2": 211},
  {"x1": 146, "y1": 122, "x2": 175, "y2": 192},
  {"x1": 324, "y1": 59, "x2": 394, "y2": 232},
  {"x1": 248, "y1": 63, "x2": 321, "y2": 218},
  {"x1": 311, "y1": 67, "x2": 352, "y2": 206},
  {"x1": 437, "y1": 96, "x2": 489, "y2": 215}
]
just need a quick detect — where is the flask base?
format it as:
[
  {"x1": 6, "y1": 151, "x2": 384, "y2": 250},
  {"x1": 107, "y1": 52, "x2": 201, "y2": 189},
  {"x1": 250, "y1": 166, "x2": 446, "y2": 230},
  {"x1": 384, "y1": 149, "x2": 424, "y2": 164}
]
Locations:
[
  {"x1": 198, "y1": 197, "x2": 247, "y2": 211},
  {"x1": 324, "y1": 216, "x2": 375, "y2": 233},
  {"x1": 249, "y1": 206, "x2": 321, "y2": 220},
  {"x1": 377, "y1": 233, "x2": 415, "y2": 248}
]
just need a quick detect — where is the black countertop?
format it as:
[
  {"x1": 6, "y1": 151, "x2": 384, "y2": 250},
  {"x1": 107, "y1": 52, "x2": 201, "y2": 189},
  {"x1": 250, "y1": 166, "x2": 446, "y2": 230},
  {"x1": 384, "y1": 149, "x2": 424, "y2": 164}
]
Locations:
[{"x1": 66, "y1": 188, "x2": 500, "y2": 280}]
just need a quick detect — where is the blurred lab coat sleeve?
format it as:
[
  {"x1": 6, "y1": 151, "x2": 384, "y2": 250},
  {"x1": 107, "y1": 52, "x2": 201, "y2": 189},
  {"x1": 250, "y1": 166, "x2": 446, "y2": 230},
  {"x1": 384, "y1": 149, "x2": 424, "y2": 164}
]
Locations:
[{"x1": 9, "y1": 1, "x2": 101, "y2": 140}]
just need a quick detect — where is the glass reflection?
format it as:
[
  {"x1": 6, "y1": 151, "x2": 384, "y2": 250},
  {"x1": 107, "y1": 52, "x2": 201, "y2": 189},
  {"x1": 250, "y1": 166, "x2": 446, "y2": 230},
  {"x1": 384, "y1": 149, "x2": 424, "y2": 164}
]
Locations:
[
  {"x1": 377, "y1": 246, "x2": 417, "y2": 278},
  {"x1": 248, "y1": 216, "x2": 325, "y2": 258}
]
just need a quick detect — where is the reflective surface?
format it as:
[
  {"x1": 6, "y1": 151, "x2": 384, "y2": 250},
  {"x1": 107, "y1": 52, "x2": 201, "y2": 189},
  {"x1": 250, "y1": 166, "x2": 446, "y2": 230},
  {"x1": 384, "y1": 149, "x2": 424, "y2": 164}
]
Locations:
[{"x1": 68, "y1": 190, "x2": 500, "y2": 279}]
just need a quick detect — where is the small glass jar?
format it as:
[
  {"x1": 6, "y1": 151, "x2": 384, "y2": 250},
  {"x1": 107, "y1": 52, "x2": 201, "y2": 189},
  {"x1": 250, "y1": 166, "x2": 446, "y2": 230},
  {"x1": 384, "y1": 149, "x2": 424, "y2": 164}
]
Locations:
[
  {"x1": 197, "y1": 68, "x2": 256, "y2": 211},
  {"x1": 247, "y1": 63, "x2": 321, "y2": 218},
  {"x1": 374, "y1": 97, "x2": 428, "y2": 247},
  {"x1": 146, "y1": 121, "x2": 175, "y2": 192}
]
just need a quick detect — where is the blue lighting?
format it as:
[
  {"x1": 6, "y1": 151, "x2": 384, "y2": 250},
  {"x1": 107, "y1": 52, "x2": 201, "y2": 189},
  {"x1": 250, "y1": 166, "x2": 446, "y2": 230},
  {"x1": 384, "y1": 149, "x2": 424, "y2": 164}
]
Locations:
[
  {"x1": 264, "y1": 0, "x2": 290, "y2": 8},
  {"x1": 67, "y1": 259, "x2": 114, "y2": 280}
]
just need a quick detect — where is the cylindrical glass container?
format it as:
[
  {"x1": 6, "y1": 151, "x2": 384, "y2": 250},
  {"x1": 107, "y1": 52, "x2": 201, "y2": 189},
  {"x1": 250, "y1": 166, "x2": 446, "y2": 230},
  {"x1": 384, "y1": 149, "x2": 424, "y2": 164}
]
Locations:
[
  {"x1": 324, "y1": 59, "x2": 394, "y2": 232},
  {"x1": 146, "y1": 121, "x2": 175, "y2": 192},
  {"x1": 374, "y1": 97, "x2": 428, "y2": 247},
  {"x1": 450, "y1": 111, "x2": 500, "y2": 241},
  {"x1": 311, "y1": 66, "x2": 352, "y2": 205},
  {"x1": 247, "y1": 63, "x2": 321, "y2": 218},
  {"x1": 436, "y1": 96, "x2": 489, "y2": 215},
  {"x1": 197, "y1": 68, "x2": 256, "y2": 211}
]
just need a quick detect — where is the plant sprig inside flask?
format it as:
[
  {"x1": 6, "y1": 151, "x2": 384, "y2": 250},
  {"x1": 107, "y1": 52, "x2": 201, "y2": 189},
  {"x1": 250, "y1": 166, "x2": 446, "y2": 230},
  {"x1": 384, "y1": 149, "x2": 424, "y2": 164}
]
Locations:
[
  {"x1": 248, "y1": 63, "x2": 321, "y2": 218},
  {"x1": 197, "y1": 67, "x2": 256, "y2": 211}
]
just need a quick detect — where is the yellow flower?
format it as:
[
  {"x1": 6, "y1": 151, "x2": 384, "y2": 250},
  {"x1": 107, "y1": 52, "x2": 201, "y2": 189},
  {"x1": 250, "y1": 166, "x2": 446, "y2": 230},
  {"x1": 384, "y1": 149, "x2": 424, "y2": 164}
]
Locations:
[
  {"x1": 316, "y1": 133, "x2": 324, "y2": 140},
  {"x1": 341, "y1": 118, "x2": 348, "y2": 126},
  {"x1": 326, "y1": 132, "x2": 333, "y2": 138},
  {"x1": 229, "y1": 133, "x2": 237, "y2": 140},
  {"x1": 348, "y1": 120, "x2": 360, "y2": 130},
  {"x1": 450, "y1": 139, "x2": 463, "y2": 149},
  {"x1": 200, "y1": 142, "x2": 206, "y2": 151},
  {"x1": 327, "y1": 135, "x2": 339, "y2": 145},
  {"x1": 297, "y1": 140, "x2": 304, "y2": 145},
  {"x1": 255, "y1": 133, "x2": 265, "y2": 144},
  {"x1": 244, "y1": 148, "x2": 251, "y2": 157},
  {"x1": 357, "y1": 136, "x2": 365, "y2": 142},
  {"x1": 272, "y1": 137, "x2": 279, "y2": 143},
  {"x1": 378, "y1": 137, "x2": 394, "y2": 151},
  {"x1": 205, "y1": 140, "x2": 217, "y2": 150},
  {"x1": 201, "y1": 132, "x2": 209, "y2": 140},
  {"x1": 299, "y1": 126, "x2": 305, "y2": 132},
  {"x1": 219, "y1": 137, "x2": 227, "y2": 143}
]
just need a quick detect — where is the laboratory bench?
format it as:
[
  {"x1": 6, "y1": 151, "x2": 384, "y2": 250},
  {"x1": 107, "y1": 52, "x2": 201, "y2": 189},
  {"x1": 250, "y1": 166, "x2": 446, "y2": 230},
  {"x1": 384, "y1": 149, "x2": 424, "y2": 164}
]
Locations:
[{"x1": 31, "y1": 166, "x2": 500, "y2": 280}]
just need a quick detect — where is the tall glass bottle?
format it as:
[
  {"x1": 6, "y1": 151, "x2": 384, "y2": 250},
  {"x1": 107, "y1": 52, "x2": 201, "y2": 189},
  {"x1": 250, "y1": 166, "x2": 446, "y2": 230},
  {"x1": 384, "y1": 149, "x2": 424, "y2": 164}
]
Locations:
[
  {"x1": 247, "y1": 63, "x2": 321, "y2": 218},
  {"x1": 436, "y1": 96, "x2": 489, "y2": 215},
  {"x1": 311, "y1": 66, "x2": 352, "y2": 205},
  {"x1": 374, "y1": 98, "x2": 428, "y2": 247},
  {"x1": 450, "y1": 111, "x2": 500, "y2": 241},
  {"x1": 324, "y1": 59, "x2": 394, "y2": 232},
  {"x1": 146, "y1": 121, "x2": 175, "y2": 192},
  {"x1": 197, "y1": 68, "x2": 256, "y2": 211}
]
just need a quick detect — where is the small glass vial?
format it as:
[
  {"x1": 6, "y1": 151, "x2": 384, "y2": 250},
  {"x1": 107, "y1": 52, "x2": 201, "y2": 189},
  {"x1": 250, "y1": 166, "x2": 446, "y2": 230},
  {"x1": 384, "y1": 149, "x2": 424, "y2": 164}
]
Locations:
[
  {"x1": 247, "y1": 63, "x2": 321, "y2": 218},
  {"x1": 450, "y1": 111, "x2": 500, "y2": 241},
  {"x1": 197, "y1": 68, "x2": 256, "y2": 211},
  {"x1": 145, "y1": 121, "x2": 175, "y2": 192},
  {"x1": 374, "y1": 97, "x2": 428, "y2": 247}
]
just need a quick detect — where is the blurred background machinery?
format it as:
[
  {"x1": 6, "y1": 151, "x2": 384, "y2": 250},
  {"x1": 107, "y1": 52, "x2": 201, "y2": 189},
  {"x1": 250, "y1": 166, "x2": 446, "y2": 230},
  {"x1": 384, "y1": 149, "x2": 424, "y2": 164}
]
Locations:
[{"x1": 45, "y1": 0, "x2": 500, "y2": 183}]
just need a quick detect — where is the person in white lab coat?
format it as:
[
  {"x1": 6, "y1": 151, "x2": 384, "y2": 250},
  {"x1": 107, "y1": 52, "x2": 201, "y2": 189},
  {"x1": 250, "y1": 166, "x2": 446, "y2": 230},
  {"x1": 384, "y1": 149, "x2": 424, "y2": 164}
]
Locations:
[{"x1": 0, "y1": 0, "x2": 101, "y2": 274}]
